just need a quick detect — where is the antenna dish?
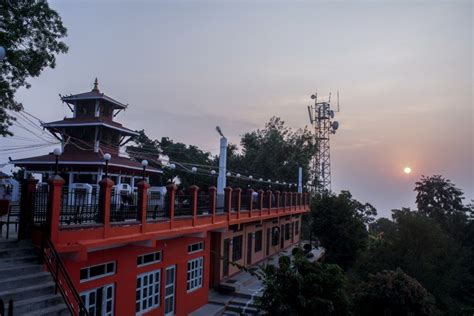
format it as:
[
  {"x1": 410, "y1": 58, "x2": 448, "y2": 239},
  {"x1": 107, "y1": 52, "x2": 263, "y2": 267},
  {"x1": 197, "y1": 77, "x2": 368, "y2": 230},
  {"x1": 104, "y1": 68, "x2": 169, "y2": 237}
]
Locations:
[
  {"x1": 307, "y1": 106, "x2": 314, "y2": 124},
  {"x1": 330, "y1": 110, "x2": 334, "y2": 119},
  {"x1": 331, "y1": 121, "x2": 339, "y2": 130},
  {"x1": 311, "y1": 94, "x2": 316, "y2": 100}
]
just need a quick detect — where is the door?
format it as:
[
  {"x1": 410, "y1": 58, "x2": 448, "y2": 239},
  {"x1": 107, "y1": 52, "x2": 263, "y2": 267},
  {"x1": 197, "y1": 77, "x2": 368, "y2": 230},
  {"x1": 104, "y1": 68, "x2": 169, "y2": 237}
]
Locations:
[
  {"x1": 81, "y1": 283, "x2": 114, "y2": 316},
  {"x1": 164, "y1": 265, "x2": 176, "y2": 316},
  {"x1": 223, "y1": 238, "x2": 230, "y2": 277},
  {"x1": 266, "y1": 228, "x2": 270, "y2": 256},
  {"x1": 247, "y1": 233, "x2": 253, "y2": 265},
  {"x1": 280, "y1": 225, "x2": 285, "y2": 248}
]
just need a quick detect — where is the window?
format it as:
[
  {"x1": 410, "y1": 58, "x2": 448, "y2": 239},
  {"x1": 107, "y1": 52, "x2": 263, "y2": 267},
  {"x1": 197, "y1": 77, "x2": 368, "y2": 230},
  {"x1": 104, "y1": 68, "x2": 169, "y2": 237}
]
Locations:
[
  {"x1": 81, "y1": 283, "x2": 114, "y2": 316},
  {"x1": 232, "y1": 235, "x2": 243, "y2": 261},
  {"x1": 136, "y1": 270, "x2": 160, "y2": 314},
  {"x1": 295, "y1": 221, "x2": 299, "y2": 235},
  {"x1": 80, "y1": 262, "x2": 115, "y2": 282},
  {"x1": 188, "y1": 242, "x2": 204, "y2": 254},
  {"x1": 285, "y1": 223, "x2": 290, "y2": 240},
  {"x1": 271, "y1": 227, "x2": 279, "y2": 246},
  {"x1": 137, "y1": 251, "x2": 162, "y2": 267},
  {"x1": 187, "y1": 257, "x2": 204, "y2": 292},
  {"x1": 254, "y1": 231, "x2": 262, "y2": 252}
]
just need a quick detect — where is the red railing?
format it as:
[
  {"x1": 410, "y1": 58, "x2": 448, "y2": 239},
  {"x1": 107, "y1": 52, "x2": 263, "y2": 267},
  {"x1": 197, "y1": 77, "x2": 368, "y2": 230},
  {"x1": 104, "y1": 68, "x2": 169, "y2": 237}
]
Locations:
[{"x1": 42, "y1": 238, "x2": 89, "y2": 316}]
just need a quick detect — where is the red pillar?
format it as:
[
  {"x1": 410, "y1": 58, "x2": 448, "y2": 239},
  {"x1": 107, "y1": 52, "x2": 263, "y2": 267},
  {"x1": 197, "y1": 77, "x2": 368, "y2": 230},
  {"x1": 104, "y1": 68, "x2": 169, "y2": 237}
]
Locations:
[
  {"x1": 47, "y1": 175, "x2": 65, "y2": 244},
  {"x1": 258, "y1": 190, "x2": 264, "y2": 216},
  {"x1": 209, "y1": 186, "x2": 216, "y2": 223},
  {"x1": 18, "y1": 177, "x2": 38, "y2": 240},
  {"x1": 99, "y1": 178, "x2": 114, "y2": 238},
  {"x1": 190, "y1": 185, "x2": 199, "y2": 226},
  {"x1": 235, "y1": 188, "x2": 242, "y2": 219},
  {"x1": 283, "y1": 191, "x2": 288, "y2": 213},
  {"x1": 247, "y1": 189, "x2": 254, "y2": 218},
  {"x1": 266, "y1": 190, "x2": 272, "y2": 214},
  {"x1": 137, "y1": 180, "x2": 150, "y2": 233},
  {"x1": 275, "y1": 190, "x2": 281, "y2": 213},
  {"x1": 166, "y1": 184, "x2": 177, "y2": 229},
  {"x1": 224, "y1": 187, "x2": 232, "y2": 221}
]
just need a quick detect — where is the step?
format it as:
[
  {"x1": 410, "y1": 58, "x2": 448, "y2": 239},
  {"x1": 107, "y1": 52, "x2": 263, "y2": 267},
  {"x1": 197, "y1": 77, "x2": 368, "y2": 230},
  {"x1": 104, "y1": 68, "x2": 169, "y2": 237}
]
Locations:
[
  {"x1": 0, "y1": 272, "x2": 52, "y2": 292},
  {"x1": 15, "y1": 294, "x2": 65, "y2": 315},
  {"x1": 0, "y1": 282, "x2": 55, "y2": 302},
  {"x1": 0, "y1": 246, "x2": 37, "y2": 258},
  {"x1": 229, "y1": 297, "x2": 258, "y2": 308},
  {"x1": 0, "y1": 264, "x2": 42, "y2": 279},
  {"x1": 23, "y1": 303, "x2": 69, "y2": 316},
  {"x1": 226, "y1": 304, "x2": 260, "y2": 315},
  {"x1": 0, "y1": 240, "x2": 33, "y2": 250},
  {"x1": 0, "y1": 254, "x2": 39, "y2": 266}
]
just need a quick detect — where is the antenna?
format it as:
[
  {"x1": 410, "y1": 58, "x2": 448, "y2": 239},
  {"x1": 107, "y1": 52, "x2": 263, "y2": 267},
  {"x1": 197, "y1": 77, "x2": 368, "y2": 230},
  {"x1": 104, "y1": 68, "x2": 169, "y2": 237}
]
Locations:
[{"x1": 307, "y1": 91, "x2": 341, "y2": 194}]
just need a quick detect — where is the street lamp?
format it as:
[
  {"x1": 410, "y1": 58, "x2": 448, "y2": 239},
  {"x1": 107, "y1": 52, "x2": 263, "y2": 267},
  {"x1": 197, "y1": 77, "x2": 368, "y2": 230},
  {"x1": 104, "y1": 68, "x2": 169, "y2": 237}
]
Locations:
[
  {"x1": 141, "y1": 160, "x2": 148, "y2": 180},
  {"x1": 169, "y1": 163, "x2": 176, "y2": 183},
  {"x1": 192, "y1": 166, "x2": 197, "y2": 184},
  {"x1": 211, "y1": 170, "x2": 216, "y2": 186},
  {"x1": 103, "y1": 153, "x2": 111, "y2": 178},
  {"x1": 53, "y1": 147, "x2": 62, "y2": 175}
]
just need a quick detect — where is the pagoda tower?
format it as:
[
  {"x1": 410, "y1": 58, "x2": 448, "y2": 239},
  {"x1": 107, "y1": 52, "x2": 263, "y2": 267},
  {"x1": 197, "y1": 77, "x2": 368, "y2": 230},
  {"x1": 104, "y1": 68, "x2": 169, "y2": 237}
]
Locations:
[{"x1": 13, "y1": 79, "x2": 161, "y2": 188}]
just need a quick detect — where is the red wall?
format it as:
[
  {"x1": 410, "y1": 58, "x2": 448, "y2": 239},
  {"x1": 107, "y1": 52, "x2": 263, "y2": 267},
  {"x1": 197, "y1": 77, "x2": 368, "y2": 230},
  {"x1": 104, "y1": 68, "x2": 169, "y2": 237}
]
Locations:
[{"x1": 63, "y1": 234, "x2": 211, "y2": 316}]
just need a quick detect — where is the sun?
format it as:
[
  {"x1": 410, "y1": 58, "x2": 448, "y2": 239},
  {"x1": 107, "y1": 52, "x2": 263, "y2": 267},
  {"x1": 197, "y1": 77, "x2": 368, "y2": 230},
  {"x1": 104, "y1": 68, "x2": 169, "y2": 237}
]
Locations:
[{"x1": 403, "y1": 166, "x2": 412, "y2": 174}]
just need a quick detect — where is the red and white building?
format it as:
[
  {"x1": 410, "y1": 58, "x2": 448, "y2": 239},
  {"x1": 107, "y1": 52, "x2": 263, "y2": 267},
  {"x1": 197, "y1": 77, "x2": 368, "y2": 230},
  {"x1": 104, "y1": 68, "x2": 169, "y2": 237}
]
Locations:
[{"x1": 14, "y1": 81, "x2": 310, "y2": 316}]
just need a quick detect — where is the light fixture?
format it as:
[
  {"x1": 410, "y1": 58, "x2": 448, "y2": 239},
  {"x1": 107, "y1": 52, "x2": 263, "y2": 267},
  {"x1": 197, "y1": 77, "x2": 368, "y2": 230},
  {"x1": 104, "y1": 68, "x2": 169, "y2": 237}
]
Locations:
[
  {"x1": 226, "y1": 172, "x2": 231, "y2": 177},
  {"x1": 191, "y1": 167, "x2": 197, "y2": 173},
  {"x1": 103, "y1": 153, "x2": 111, "y2": 178},
  {"x1": 141, "y1": 160, "x2": 148, "y2": 180},
  {"x1": 53, "y1": 148, "x2": 62, "y2": 175}
]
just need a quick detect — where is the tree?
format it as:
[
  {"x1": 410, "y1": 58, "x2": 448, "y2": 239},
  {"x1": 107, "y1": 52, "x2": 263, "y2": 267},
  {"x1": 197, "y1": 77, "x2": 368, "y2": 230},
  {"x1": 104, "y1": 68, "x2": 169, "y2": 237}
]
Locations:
[
  {"x1": 227, "y1": 116, "x2": 317, "y2": 187},
  {"x1": 353, "y1": 269, "x2": 439, "y2": 316},
  {"x1": 311, "y1": 191, "x2": 376, "y2": 269},
  {"x1": 415, "y1": 175, "x2": 470, "y2": 240},
  {"x1": 0, "y1": 0, "x2": 68, "y2": 136},
  {"x1": 257, "y1": 254, "x2": 350, "y2": 316}
]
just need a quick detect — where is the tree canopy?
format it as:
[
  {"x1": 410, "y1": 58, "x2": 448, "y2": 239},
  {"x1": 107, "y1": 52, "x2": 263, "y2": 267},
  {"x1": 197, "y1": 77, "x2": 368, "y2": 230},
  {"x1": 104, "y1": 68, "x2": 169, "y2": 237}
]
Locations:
[{"x1": 0, "y1": 0, "x2": 68, "y2": 136}]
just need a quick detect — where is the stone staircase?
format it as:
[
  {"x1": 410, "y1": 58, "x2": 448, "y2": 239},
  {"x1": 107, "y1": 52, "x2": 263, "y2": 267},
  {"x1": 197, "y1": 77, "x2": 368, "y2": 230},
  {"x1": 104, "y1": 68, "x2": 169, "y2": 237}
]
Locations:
[
  {"x1": 0, "y1": 239, "x2": 69, "y2": 315},
  {"x1": 222, "y1": 291, "x2": 260, "y2": 315}
]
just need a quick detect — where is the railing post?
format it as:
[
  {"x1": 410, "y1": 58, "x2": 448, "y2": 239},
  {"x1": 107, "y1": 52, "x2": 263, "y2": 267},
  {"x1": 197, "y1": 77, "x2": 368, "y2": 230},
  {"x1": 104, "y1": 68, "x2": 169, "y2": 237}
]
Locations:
[
  {"x1": 283, "y1": 191, "x2": 288, "y2": 212},
  {"x1": 224, "y1": 187, "x2": 232, "y2": 222},
  {"x1": 99, "y1": 178, "x2": 114, "y2": 238},
  {"x1": 166, "y1": 184, "x2": 177, "y2": 229},
  {"x1": 209, "y1": 186, "x2": 216, "y2": 223},
  {"x1": 235, "y1": 188, "x2": 242, "y2": 219},
  {"x1": 247, "y1": 189, "x2": 254, "y2": 218},
  {"x1": 137, "y1": 180, "x2": 150, "y2": 231},
  {"x1": 275, "y1": 191, "x2": 280, "y2": 213},
  {"x1": 258, "y1": 190, "x2": 264, "y2": 216},
  {"x1": 18, "y1": 177, "x2": 38, "y2": 240},
  {"x1": 46, "y1": 175, "x2": 65, "y2": 244},
  {"x1": 190, "y1": 185, "x2": 199, "y2": 226},
  {"x1": 266, "y1": 190, "x2": 272, "y2": 214}
]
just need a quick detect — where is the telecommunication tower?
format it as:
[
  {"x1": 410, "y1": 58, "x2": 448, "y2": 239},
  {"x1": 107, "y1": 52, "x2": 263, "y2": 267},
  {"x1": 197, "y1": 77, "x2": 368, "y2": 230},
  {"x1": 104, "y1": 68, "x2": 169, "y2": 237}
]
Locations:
[{"x1": 307, "y1": 92, "x2": 340, "y2": 194}]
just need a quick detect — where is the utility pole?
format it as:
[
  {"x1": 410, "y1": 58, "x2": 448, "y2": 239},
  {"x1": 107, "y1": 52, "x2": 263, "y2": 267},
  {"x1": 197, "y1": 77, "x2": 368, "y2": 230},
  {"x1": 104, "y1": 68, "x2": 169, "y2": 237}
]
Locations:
[{"x1": 307, "y1": 92, "x2": 340, "y2": 194}]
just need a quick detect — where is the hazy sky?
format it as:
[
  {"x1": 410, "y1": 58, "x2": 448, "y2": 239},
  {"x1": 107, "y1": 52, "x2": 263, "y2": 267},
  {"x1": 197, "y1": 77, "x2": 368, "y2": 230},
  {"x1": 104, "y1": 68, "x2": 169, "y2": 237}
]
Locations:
[{"x1": 1, "y1": 0, "x2": 472, "y2": 218}]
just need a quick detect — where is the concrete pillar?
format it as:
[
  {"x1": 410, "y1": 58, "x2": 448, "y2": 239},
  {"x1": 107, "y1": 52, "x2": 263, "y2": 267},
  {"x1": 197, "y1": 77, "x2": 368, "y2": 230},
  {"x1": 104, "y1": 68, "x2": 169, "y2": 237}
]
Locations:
[
  {"x1": 99, "y1": 178, "x2": 114, "y2": 238},
  {"x1": 209, "y1": 186, "x2": 216, "y2": 224},
  {"x1": 258, "y1": 190, "x2": 264, "y2": 216},
  {"x1": 47, "y1": 175, "x2": 65, "y2": 243},
  {"x1": 166, "y1": 184, "x2": 177, "y2": 229},
  {"x1": 235, "y1": 188, "x2": 242, "y2": 219},
  {"x1": 137, "y1": 180, "x2": 150, "y2": 231},
  {"x1": 18, "y1": 177, "x2": 38, "y2": 240},
  {"x1": 247, "y1": 189, "x2": 254, "y2": 217},
  {"x1": 217, "y1": 137, "x2": 228, "y2": 196},
  {"x1": 224, "y1": 186, "x2": 232, "y2": 221}
]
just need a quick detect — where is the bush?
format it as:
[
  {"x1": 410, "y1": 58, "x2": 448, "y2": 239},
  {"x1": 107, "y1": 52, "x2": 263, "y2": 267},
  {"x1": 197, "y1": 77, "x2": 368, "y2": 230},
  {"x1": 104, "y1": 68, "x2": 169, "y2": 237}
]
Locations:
[{"x1": 303, "y1": 243, "x2": 312, "y2": 253}]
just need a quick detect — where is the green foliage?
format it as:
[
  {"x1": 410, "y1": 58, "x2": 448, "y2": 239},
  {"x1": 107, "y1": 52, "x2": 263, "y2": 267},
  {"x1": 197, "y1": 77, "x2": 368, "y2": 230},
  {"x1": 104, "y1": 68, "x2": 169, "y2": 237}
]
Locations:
[
  {"x1": 0, "y1": 0, "x2": 68, "y2": 136},
  {"x1": 353, "y1": 269, "x2": 439, "y2": 316},
  {"x1": 311, "y1": 191, "x2": 376, "y2": 269},
  {"x1": 257, "y1": 255, "x2": 350, "y2": 316},
  {"x1": 226, "y1": 116, "x2": 316, "y2": 187}
]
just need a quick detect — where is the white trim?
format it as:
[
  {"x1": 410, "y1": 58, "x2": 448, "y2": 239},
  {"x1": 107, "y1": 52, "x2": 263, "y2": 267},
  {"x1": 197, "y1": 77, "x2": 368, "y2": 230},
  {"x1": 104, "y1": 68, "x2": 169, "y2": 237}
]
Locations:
[
  {"x1": 80, "y1": 261, "x2": 116, "y2": 283},
  {"x1": 136, "y1": 269, "x2": 161, "y2": 315},
  {"x1": 137, "y1": 251, "x2": 162, "y2": 267},
  {"x1": 43, "y1": 122, "x2": 139, "y2": 135},
  {"x1": 186, "y1": 257, "x2": 204, "y2": 293},
  {"x1": 187, "y1": 241, "x2": 204, "y2": 254}
]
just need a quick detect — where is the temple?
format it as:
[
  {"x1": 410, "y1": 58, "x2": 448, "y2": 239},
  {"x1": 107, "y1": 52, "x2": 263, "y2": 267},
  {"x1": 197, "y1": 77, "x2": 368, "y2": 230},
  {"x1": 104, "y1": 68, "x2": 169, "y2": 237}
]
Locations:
[{"x1": 10, "y1": 81, "x2": 310, "y2": 316}]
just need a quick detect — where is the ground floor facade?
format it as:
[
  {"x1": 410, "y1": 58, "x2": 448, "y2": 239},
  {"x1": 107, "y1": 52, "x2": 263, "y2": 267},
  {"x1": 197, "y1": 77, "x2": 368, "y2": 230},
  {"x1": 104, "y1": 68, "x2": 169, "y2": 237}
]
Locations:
[{"x1": 63, "y1": 215, "x2": 302, "y2": 316}]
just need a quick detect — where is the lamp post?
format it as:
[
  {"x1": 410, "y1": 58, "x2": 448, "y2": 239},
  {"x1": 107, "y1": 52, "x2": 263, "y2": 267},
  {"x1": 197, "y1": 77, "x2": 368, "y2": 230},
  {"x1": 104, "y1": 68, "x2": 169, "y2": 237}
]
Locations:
[
  {"x1": 169, "y1": 163, "x2": 176, "y2": 183},
  {"x1": 236, "y1": 173, "x2": 241, "y2": 187},
  {"x1": 210, "y1": 170, "x2": 216, "y2": 186},
  {"x1": 141, "y1": 160, "x2": 148, "y2": 181},
  {"x1": 248, "y1": 175, "x2": 253, "y2": 188},
  {"x1": 103, "y1": 153, "x2": 111, "y2": 178},
  {"x1": 192, "y1": 167, "x2": 197, "y2": 184},
  {"x1": 53, "y1": 148, "x2": 62, "y2": 175}
]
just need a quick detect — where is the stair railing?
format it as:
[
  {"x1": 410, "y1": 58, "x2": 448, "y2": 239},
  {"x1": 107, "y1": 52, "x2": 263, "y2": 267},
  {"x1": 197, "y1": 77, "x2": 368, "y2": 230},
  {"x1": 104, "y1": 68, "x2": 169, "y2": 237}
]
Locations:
[{"x1": 41, "y1": 238, "x2": 89, "y2": 316}]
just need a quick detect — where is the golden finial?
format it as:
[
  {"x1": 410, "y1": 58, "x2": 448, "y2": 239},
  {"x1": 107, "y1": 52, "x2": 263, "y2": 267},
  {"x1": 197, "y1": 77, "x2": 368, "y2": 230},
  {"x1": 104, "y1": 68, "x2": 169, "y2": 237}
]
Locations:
[{"x1": 92, "y1": 78, "x2": 99, "y2": 91}]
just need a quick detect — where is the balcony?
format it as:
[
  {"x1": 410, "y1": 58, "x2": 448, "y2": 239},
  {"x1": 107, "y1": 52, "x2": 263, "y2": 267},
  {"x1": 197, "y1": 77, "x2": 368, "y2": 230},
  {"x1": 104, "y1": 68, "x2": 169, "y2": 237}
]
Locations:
[{"x1": 26, "y1": 177, "x2": 310, "y2": 258}]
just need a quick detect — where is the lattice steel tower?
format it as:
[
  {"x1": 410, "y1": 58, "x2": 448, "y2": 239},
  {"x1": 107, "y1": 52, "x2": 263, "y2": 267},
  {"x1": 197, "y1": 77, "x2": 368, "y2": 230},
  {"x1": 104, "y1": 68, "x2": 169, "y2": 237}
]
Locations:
[{"x1": 307, "y1": 92, "x2": 340, "y2": 194}]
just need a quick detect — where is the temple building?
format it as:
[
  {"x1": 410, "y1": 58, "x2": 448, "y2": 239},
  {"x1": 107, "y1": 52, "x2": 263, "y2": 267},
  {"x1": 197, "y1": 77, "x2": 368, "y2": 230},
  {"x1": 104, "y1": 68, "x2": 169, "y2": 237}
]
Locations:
[{"x1": 12, "y1": 79, "x2": 161, "y2": 190}]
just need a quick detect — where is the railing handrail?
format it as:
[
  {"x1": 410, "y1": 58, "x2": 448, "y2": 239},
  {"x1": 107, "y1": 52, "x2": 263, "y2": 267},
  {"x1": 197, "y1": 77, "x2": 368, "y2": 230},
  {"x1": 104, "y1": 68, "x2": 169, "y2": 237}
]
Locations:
[{"x1": 42, "y1": 238, "x2": 89, "y2": 316}]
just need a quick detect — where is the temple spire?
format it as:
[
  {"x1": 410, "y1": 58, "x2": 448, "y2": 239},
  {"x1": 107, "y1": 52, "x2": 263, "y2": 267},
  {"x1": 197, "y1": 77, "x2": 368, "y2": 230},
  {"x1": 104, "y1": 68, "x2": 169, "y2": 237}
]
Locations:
[{"x1": 92, "y1": 78, "x2": 99, "y2": 92}]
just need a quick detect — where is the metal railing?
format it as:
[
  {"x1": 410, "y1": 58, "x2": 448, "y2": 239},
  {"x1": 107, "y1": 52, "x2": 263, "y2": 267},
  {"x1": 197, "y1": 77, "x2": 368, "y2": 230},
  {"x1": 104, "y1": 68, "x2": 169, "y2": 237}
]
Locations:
[
  {"x1": 147, "y1": 193, "x2": 167, "y2": 220},
  {"x1": 231, "y1": 191, "x2": 239, "y2": 212},
  {"x1": 42, "y1": 238, "x2": 89, "y2": 316},
  {"x1": 252, "y1": 194, "x2": 259, "y2": 210},
  {"x1": 33, "y1": 185, "x2": 49, "y2": 224},
  {"x1": 240, "y1": 193, "x2": 249, "y2": 211},
  {"x1": 197, "y1": 193, "x2": 211, "y2": 215},
  {"x1": 110, "y1": 191, "x2": 139, "y2": 222},
  {"x1": 60, "y1": 189, "x2": 101, "y2": 226},
  {"x1": 174, "y1": 194, "x2": 192, "y2": 217}
]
